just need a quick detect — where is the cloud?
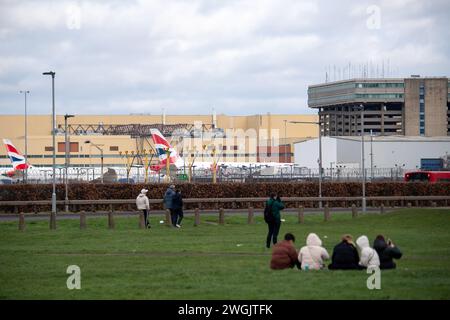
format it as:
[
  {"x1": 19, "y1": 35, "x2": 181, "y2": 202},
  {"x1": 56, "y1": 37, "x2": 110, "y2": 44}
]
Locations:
[{"x1": 0, "y1": 0, "x2": 449, "y2": 116}]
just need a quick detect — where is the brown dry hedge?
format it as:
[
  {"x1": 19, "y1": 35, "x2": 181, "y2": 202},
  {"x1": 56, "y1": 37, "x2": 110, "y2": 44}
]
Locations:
[{"x1": 0, "y1": 182, "x2": 449, "y2": 213}]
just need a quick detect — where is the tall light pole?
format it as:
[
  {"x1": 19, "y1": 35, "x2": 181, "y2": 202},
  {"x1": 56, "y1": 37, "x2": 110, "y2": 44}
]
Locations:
[
  {"x1": 64, "y1": 114, "x2": 74, "y2": 211},
  {"x1": 290, "y1": 119, "x2": 323, "y2": 208},
  {"x1": 43, "y1": 71, "x2": 56, "y2": 219},
  {"x1": 85, "y1": 140, "x2": 104, "y2": 183},
  {"x1": 20, "y1": 90, "x2": 30, "y2": 183},
  {"x1": 356, "y1": 104, "x2": 366, "y2": 213}
]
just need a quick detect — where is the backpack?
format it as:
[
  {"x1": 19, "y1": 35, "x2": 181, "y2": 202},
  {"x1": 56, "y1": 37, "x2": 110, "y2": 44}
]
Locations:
[{"x1": 264, "y1": 200, "x2": 275, "y2": 223}]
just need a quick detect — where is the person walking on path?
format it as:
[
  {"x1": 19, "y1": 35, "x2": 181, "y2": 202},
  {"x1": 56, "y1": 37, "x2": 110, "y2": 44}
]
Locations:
[
  {"x1": 164, "y1": 184, "x2": 176, "y2": 223},
  {"x1": 172, "y1": 189, "x2": 184, "y2": 228},
  {"x1": 136, "y1": 188, "x2": 150, "y2": 228},
  {"x1": 265, "y1": 193, "x2": 285, "y2": 248}
]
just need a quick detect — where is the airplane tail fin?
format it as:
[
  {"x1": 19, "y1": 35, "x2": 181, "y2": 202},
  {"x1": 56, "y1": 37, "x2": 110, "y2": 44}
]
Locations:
[
  {"x1": 3, "y1": 139, "x2": 30, "y2": 170},
  {"x1": 149, "y1": 129, "x2": 181, "y2": 166}
]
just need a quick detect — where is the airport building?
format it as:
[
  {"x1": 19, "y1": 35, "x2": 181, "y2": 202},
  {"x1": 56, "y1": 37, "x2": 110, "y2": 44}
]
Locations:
[
  {"x1": 294, "y1": 136, "x2": 450, "y2": 171},
  {"x1": 308, "y1": 76, "x2": 450, "y2": 137},
  {"x1": 0, "y1": 113, "x2": 318, "y2": 168}
]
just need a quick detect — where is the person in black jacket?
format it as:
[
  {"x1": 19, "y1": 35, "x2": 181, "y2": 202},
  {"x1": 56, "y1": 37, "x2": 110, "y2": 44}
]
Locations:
[
  {"x1": 373, "y1": 235, "x2": 402, "y2": 269},
  {"x1": 328, "y1": 234, "x2": 362, "y2": 270},
  {"x1": 171, "y1": 189, "x2": 184, "y2": 228}
]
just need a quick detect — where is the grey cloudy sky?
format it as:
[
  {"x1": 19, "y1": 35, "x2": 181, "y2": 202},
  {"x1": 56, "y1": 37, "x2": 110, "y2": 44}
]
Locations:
[{"x1": 0, "y1": 0, "x2": 449, "y2": 115}]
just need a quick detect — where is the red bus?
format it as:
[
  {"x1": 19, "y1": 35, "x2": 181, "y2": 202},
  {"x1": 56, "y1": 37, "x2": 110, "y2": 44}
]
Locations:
[{"x1": 404, "y1": 171, "x2": 450, "y2": 183}]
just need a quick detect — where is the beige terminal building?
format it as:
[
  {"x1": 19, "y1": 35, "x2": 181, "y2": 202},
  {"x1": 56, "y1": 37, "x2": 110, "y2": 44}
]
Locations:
[{"x1": 0, "y1": 113, "x2": 318, "y2": 168}]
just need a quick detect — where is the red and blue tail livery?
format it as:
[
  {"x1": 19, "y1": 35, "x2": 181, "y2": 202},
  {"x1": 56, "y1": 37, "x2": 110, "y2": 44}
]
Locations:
[
  {"x1": 3, "y1": 139, "x2": 30, "y2": 170},
  {"x1": 150, "y1": 129, "x2": 179, "y2": 166}
]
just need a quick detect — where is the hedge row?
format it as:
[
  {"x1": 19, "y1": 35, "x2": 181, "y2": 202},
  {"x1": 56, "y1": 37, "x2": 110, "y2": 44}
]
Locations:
[{"x1": 1, "y1": 182, "x2": 449, "y2": 213}]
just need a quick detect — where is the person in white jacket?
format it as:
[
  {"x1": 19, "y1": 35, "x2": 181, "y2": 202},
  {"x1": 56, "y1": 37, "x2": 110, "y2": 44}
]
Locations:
[
  {"x1": 136, "y1": 188, "x2": 150, "y2": 228},
  {"x1": 356, "y1": 235, "x2": 380, "y2": 268},
  {"x1": 298, "y1": 233, "x2": 330, "y2": 270}
]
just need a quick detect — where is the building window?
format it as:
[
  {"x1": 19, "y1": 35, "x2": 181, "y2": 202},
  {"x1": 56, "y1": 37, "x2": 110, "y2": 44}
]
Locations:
[
  {"x1": 57, "y1": 142, "x2": 79, "y2": 152},
  {"x1": 110, "y1": 146, "x2": 119, "y2": 151},
  {"x1": 45, "y1": 146, "x2": 53, "y2": 152}
]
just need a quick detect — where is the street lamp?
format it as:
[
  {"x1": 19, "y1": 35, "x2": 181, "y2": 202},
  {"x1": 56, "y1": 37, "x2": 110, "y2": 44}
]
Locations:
[
  {"x1": 85, "y1": 140, "x2": 104, "y2": 183},
  {"x1": 20, "y1": 90, "x2": 30, "y2": 183},
  {"x1": 42, "y1": 71, "x2": 57, "y2": 220},
  {"x1": 64, "y1": 114, "x2": 74, "y2": 211},
  {"x1": 290, "y1": 119, "x2": 323, "y2": 208},
  {"x1": 355, "y1": 104, "x2": 366, "y2": 213}
]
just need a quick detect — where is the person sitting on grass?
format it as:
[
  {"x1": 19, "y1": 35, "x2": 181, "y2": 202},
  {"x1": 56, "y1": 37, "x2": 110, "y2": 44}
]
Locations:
[
  {"x1": 328, "y1": 234, "x2": 361, "y2": 270},
  {"x1": 270, "y1": 233, "x2": 301, "y2": 270},
  {"x1": 298, "y1": 233, "x2": 330, "y2": 270},
  {"x1": 373, "y1": 235, "x2": 403, "y2": 269},
  {"x1": 356, "y1": 235, "x2": 380, "y2": 269}
]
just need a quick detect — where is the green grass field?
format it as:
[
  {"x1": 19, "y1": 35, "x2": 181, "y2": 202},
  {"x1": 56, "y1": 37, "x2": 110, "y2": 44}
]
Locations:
[{"x1": 0, "y1": 209, "x2": 449, "y2": 300}]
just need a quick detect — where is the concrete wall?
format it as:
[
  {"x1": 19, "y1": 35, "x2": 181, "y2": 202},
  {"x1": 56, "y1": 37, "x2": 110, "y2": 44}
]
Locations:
[{"x1": 425, "y1": 78, "x2": 448, "y2": 136}]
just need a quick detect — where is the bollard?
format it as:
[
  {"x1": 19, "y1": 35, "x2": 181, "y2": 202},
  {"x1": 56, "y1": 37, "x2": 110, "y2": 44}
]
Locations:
[
  {"x1": 298, "y1": 206, "x2": 304, "y2": 224},
  {"x1": 139, "y1": 212, "x2": 145, "y2": 229},
  {"x1": 194, "y1": 208, "x2": 200, "y2": 226},
  {"x1": 324, "y1": 205, "x2": 330, "y2": 222},
  {"x1": 49, "y1": 212, "x2": 56, "y2": 230},
  {"x1": 407, "y1": 202, "x2": 412, "y2": 208},
  {"x1": 219, "y1": 208, "x2": 225, "y2": 225},
  {"x1": 165, "y1": 209, "x2": 172, "y2": 227},
  {"x1": 432, "y1": 202, "x2": 437, "y2": 208},
  {"x1": 351, "y1": 204, "x2": 358, "y2": 218},
  {"x1": 80, "y1": 211, "x2": 86, "y2": 230},
  {"x1": 247, "y1": 207, "x2": 254, "y2": 224},
  {"x1": 380, "y1": 203, "x2": 385, "y2": 214},
  {"x1": 18, "y1": 212, "x2": 25, "y2": 231},
  {"x1": 108, "y1": 211, "x2": 115, "y2": 229}
]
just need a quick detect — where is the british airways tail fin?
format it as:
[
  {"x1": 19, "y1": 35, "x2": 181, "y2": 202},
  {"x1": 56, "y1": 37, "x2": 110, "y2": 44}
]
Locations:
[
  {"x1": 149, "y1": 129, "x2": 182, "y2": 167},
  {"x1": 3, "y1": 139, "x2": 31, "y2": 170}
]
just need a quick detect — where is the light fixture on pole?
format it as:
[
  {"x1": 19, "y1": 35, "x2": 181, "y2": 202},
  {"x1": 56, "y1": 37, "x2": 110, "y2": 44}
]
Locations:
[
  {"x1": 84, "y1": 140, "x2": 104, "y2": 183},
  {"x1": 290, "y1": 118, "x2": 323, "y2": 208},
  {"x1": 64, "y1": 114, "x2": 74, "y2": 212},
  {"x1": 42, "y1": 71, "x2": 57, "y2": 225},
  {"x1": 20, "y1": 90, "x2": 30, "y2": 183}
]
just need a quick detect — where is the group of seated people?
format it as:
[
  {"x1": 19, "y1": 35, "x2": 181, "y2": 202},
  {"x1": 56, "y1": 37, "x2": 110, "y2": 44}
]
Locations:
[{"x1": 270, "y1": 232, "x2": 403, "y2": 271}]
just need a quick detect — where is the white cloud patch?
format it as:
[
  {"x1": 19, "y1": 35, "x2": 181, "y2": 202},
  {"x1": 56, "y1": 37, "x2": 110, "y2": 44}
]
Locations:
[{"x1": 0, "y1": 0, "x2": 449, "y2": 115}]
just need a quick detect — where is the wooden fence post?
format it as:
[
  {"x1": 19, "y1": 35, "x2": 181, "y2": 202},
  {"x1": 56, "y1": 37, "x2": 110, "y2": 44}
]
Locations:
[
  {"x1": 407, "y1": 202, "x2": 412, "y2": 208},
  {"x1": 432, "y1": 201, "x2": 437, "y2": 208},
  {"x1": 324, "y1": 205, "x2": 330, "y2": 222},
  {"x1": 49, "y1": 212, "x2": 56, "y2": 230},
  {"x1": 108, "y1": 210, "x2": 115, "y2": 229},
  {"x1": 351, "y1": 204, "x2": 358, "y2": 218},
  {"x1": 298, "y1": 206, "x2": 304, "y2": 224},
  {"x1": 139, "y1": 211, "x2": 145, "y2": 229},
  {"x1": 18, "y1": 212, "x2": 25, "y2": 231},
  {"x1": 219, "y1": 208, "x2": 225, "y2": 225},
  {"x1": 247, "y1": 207, "x2": 254, "y2": 224},
  {"x1": 80, "y1": 211, "x2": 86, "y2": 230},
  {"x1": 165, "y1": 209, "x2": 172, "y2": 227},
  {"x1": 194, "y1": 208, "x2": 200, "y2": 226},
  {"x1": 380, "y1": 203, "x2": 385, "y2": 214}
]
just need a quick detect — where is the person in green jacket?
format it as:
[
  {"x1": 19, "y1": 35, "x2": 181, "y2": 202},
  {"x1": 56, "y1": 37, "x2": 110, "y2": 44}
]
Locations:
[{"x1": 265, "y1": 193, "x2": 285, "y2": 248}]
